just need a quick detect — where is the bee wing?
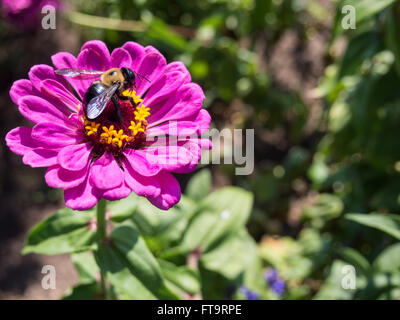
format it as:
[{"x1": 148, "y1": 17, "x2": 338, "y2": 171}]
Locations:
[
  {"x1": 86, "y1": 83, "x2": 120, "y2": 120},
  {"x1": 55, "y1": 68, "x2": 104, "y2": 79}
]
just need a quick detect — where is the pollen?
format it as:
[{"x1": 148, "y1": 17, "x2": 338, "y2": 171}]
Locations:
[
  {"x1": 100, "y1": 125, "x2": 116, "y2": 144},
  {"x1": 84, "y1": 120, "x2": 101, "y2": 136},
  {"x1": 81, "y1": 91, "x2": 150, "y2": 154},
  {"x1": 129, "y1": 121, "x2": 145, "y2": 136},
  {"x1": 122, "y1": 89, "x2": 144, "y2": 105},
  {"x1": 134, "y1": 105, "x2": 150, "y2": 123}
]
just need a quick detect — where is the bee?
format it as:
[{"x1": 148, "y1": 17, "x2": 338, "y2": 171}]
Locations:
[{"x1": 55, "y1": 67, "x2": 149, "y2": 123}]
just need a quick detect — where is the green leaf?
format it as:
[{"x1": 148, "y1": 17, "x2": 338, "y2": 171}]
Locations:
[
  {"x1": 200, "y1": 229, "x2": 258, "y2": 280},
  {"x1": 95, "y1": 224, "x2": 178, "y2": 300},
  {"x1": 22, "y1": 208, "x2": 96, "y2": 255},
  {"x1": 315, "y1": 260, "x2": 359, "y2": 300},
  {"x1": 62, "y1": 283, "x2": 99, "y2": 300},
  {"x1": 386, "y1": 4, "x2": 400, "y2": 76},
  {"x1": 302, "y1": 194, "x2": 343, "y2": 224},
  {"x1": 131, "y1": 196, "x2": 195, "y2": 247},
  {"x1": 339, "y1": 247, "x2": 371, "y2": 275},
  {"x1": 145, "y1": 18, "x2": 188, "y2": 52},
  {"x1": 373, "y1": 243, "x2": 400, "y2": 273},
  {"x1": 71, "y1": 251, "x2": 100, "y2": 284},
  {"x1": 180, "y1": 187, "x2": 253, "y2": 252},
  {"x1": 333, "y1": 0, "x2": 396, "y2": 38},
  {"x1": 107, "y1": 193, "x2": 138, "y2": 222},
  {"x1": 158, "y1": 259, "x2": 200, "y2": 295},
  {"x1": 337, "y1": 31, "x2": 381, "y2": 79},
  {"x1": 346, "y1": 213, "x2": 400, "y2": 240},
  {"x1": 186, "y1": 169, "x2": 212, "y2": 201}
]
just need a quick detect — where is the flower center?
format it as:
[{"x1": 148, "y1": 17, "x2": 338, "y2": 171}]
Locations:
[{"x1": 82, "y1": 90, "x2": 150, "y2": 156}]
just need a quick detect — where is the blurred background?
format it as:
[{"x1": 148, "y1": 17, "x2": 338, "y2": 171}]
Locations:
[{"x1": 1, "y1": 0, "x2": 400, "y2": 299}]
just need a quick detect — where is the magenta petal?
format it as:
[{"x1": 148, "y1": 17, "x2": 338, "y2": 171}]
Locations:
[
  {"x1": 10, "y1": 79, "x2": 37, "y2": 105},
  {"x1": 147, "y1": 121, "x2": 199, "y2": 137},
  {"x1": 45, "y1": 165, "x2": 87, "y2": 189},
  {"x1": 22, "y1": 148, "x2": 58, "y2": 168},
  {"x1": 136, "y1": 51, "x2": 166, "y2": 95},
  {"x1": 40, "y1": 79, "x2": 80, "y2": 112},
  {"x1": 90, "y1": 152, "x2": 123, "y2": 190},
  {"x1": 193, "y1": 109, "x2": 211, "y2": 134},
  {"x1": 147, "y1": 171, "x2": 181, "y2": 210},
  {"x1": 6, "y1": 127, "x2": 37, "y2": 156},
  {"x1": 51, "y1": 52, "x2": 86, "y2": 99},
  {"x1": 58, "y1": 143, "x2": 92, "y2": 171},
  {"x1": 80, "y1": 40, "x2": 111, "y2": 70},
  {"x1": 122, "y1": 161, "x2": 161, "y2": 198},
  {"x1": 143, "y1": 71, "x2": 188, "y2": 108},
  {"x1": 122, "y1": 42, "x2": 146, "y2": 69},
  {"x1": 171, "y1": 140, "x2": 202, "y2": 173},
  {"x1": 18, "y1": 95, "x2": 70, "y2": 125},
  {"x1": 148, "y1": 83, "x2": 205, "y2": 125},
  {"x1": 31, "y1": 122, "x2": 82, "y2": 149},
  {"x1": 102, "y1": 183, "x2": 131, "y2": 201},
  {"x1": 123, "y1": 148, "x2": 161, "y2": 177},
  {"x1": 141, "y1": 144, "x2": 194, "y2": 172},
  {"x1": 111, "y1": 48, "x2": 132, "y2": 68},
  {"x1": 64, "y1": 175, "x2": 99, "y2": 211},
  {"x1": 164, "y1": 62, "x2": 191, "y2": 83},
  {"x1": 28, "y1": 64, "x2": 69, "y2": 92}
]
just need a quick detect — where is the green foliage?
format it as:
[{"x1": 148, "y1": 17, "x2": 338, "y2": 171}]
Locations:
[
  {"x1": 15, "y1": 0, "x2": 400, "y2": 300},
  {"x1": 23, "y1": 208, "x2": 97, "y2": 255}
]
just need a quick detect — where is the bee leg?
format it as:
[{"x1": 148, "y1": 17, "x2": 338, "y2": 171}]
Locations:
[
  {"x1": 111, "y1": 95, "x2": 123, "y2": 124},
  {"x1": 119, "y1": 94, "x2": 137, "y2": 107}
]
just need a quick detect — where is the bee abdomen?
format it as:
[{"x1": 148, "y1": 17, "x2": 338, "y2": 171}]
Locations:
[{"x1": 84, "y1": 82, "x2": 106, "y2": 105}]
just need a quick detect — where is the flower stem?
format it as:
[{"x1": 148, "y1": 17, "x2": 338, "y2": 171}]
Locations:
[{"x1": 96, "y1": 198, "x2": 108, "y2": 299}]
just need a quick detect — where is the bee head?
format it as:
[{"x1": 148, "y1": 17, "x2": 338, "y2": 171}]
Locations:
[{"x1": 121, "y1": 67, "x2": 136, "y2": 89}]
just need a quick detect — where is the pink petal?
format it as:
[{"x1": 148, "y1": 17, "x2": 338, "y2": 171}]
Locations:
[
  {"x1": 64, "y1": 174, "x2": 100, "y2": 211},
  {"x1": 136, "y1": 51, "x2": 166, "y2": 96},
  {"x1": 80, "y1": 40, "x2": 111, "y2": 70},
  {"x1": 90, "y1": 152, "x2": 123, "y2": 190},
  {"x1": 6, "y1": 127, "x2": 37, "y2": 156},
  {"x1": 164, "y1": 62, "x2": 191, "y2": 83},
  {"x1": 147, "y1": 171, "x2": 181, "y2": 210},
  {"x1": 122, "y1": 42, "x2": 146, "y2": 69},
  {"x1": 40, "y1": 79, "x2": 80, "y2": 112},
  {"x1": 45, "y1": 165, "x2": 87, "y2": 189},
  {"x1": 143, "y1": 71, "x2": 188, "y2": 108},
  {"x1": 22, "y1": 148, "x2": 58, "y2": 168},
  {"x1": 10, "y1": 79, "x2": 37, "y2": 105},
  {"x1": 28, "y1": 64, "x2": 70, "y2": 93},
  {"x1": 111, "y1": 48, "x2": 132, "y2": 69},
  {"x1": 147, "y1": 83, "x2": 205, "y2": 126},
  {"x1": 147, "y1": 120, "x2": 199, "y2": 137},
  {"x1": 31, "y1": 122, "x2": 82, "y2": 149},
  {"x1": 141, "y1": 143, "x2": 195, "y2": 172},
  {"x1": 58, "y1": 143, "x2": 92, "y2": 171},
  {"x1": 189, "y1": 109, "x2": 211, "y2": 135},
  {"x1": 122, "y1": 160, "x2": 161, "y2": 198},
  {"x1": 51, "y1": 52, "x2": 86, "y2": 99},
  {"x1": 18, "y1": 95, "x2": 71, "y2": 125},
  {"x1": 123, "y1": 148, "x2": 161, "y2": 177},
  {"x1": 102, "y1": 183, "x2": 131, "y2": 201}
]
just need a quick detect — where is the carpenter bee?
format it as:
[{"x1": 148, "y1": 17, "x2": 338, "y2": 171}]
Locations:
[{"x1": 55, "y1": 67, "x2": 149, "y2": 123}]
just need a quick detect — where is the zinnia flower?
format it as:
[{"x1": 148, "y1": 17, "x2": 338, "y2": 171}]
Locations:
[
  {"x1": 1, "y1": 0, "x2": 61, "y2": 30},
  {"x1": 6, "y1": 40, "x2": 211, "y2": 210}
]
